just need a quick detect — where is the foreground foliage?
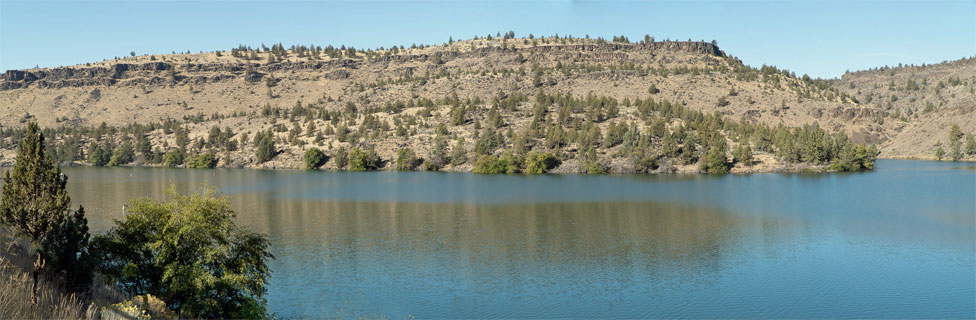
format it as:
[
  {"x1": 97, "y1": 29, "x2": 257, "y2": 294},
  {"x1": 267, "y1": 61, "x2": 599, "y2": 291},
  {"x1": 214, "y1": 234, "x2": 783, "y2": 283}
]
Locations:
[
  {"x1": 93, "y1": 186, "x2": 274, "y2": 318},
  {"x1": 0, "y1": 122, "x2": 95, "y2": 295}
]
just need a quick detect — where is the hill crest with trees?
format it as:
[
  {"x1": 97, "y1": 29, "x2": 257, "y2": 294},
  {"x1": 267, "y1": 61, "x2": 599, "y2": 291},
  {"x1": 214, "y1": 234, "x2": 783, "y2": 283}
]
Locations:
[{"x1": 1, "y1": 32, "x2": 973, "y2": 172}]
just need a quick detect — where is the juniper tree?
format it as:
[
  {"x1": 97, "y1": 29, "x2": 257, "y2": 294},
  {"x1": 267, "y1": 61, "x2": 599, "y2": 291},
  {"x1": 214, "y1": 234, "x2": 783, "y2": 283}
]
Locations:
[
  {"x1": 255, "y1": 130, "x2": 276, "y2": 163},
  {"x1": 948, "y1": 124, "x2": 964, "y2": 161},
  {"x1": 304, "y1": 147, "x2": 327, "y2": 170},
  {"x1": 0, "y1": 122, "x2": 93, "y2": 297},
  {"x1": 965, "y1": 134, "x2": 976, "y2": 156}
]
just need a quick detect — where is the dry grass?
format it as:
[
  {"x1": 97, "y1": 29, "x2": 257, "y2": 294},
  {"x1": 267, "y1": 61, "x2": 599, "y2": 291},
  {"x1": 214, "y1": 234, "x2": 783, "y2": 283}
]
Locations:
[{"x1": 0, "y1": 226, "x2": 125, "y2": 319}]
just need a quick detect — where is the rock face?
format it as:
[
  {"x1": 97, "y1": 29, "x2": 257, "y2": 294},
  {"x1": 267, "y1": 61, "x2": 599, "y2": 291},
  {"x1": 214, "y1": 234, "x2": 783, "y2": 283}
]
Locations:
[
  {"x1": 1, "y1": 42, "x2": 723, "y2": 91},
  {"x1": 0, "y1": 37, "x2": 973, "y2": 162}
]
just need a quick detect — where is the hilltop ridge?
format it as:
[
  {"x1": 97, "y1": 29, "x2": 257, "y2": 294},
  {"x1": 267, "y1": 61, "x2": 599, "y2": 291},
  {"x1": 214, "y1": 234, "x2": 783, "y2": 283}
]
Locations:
[{"x1": 0, "y1": 34, "x2": 973, "y2": 172}]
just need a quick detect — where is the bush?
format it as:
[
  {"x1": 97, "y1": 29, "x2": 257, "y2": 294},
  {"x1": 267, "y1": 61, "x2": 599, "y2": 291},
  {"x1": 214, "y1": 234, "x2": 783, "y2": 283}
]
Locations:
[
  {"x1": 93, "y1": 186, "x2": 273, "y2": 318},
  {"x1": 334, "y1": 147, "x2": 348, "y2": 170},
  {"x1": 255, "y1": 131, "x2": 276, "y2": 163},
  {"x1": 582, "y1": 160, "x2": 607, "y2": 174},
  {"x1": 733, "y1": 144, "x2": 753, "y2": 165},
  {"x1": 107, "y1": 141, "x2": 134, "y2": 166},
  {"x1": 632, "y1": 154, "x2": 658, "y2": 173},
  {"x1": 163, "y1": 150, "x2": 184, "y2": 168},
  {"x1": 187, "y1": 152, "x2": 218, "y2": 169},
  {"x1": 348, "y1": 147, "x2": 381, "y2": 171},
  {"x1": 472, "y1": 155, "x2": 509, "y2": 174},
  {"x1": 524, "y1": 152, "x2": 560, "y2": 174},
  {"x1": 701, "y1": 147, "x2": 730, "y2": 174},
  {"x1": 395, "y1": 148, "x2": 420, "y2": 171},
  {"x1": 830, "y1": 144, "x2": 878, "y2": 171},
  {"x1": 87, "y1": 143, "x2": 110, "y2": 166},
  {"x1": 304, "y1": 148, "x2": 327, "y2": 170}
]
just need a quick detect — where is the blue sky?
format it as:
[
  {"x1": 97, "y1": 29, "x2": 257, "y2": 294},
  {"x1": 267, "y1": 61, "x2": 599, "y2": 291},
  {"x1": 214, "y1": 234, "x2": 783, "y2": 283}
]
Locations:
[{"x1": 1, "y1": 0, "x2": 973, "y2": 78}]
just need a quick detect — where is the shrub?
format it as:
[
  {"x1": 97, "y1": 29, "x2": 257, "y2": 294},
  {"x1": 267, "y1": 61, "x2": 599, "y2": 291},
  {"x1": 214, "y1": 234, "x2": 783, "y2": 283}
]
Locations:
[
  {"x1": 304, "y1": 148, "x2": 327, "y2": 170},
  {"x1": 632, "y1": 154, "x2": 658, "y2": 173},
  {"x1": 334, "y1": 147, "x2": 348, "y2": 170},
  {"x1": 524, "y1": 152, "x2": 560, "y2": 174},
  {"x1": 87, "y1": 143, "x2": 110, "y2": 166},
  {"x1": 472, "y1": 155, "x2": 509, "y2": 174},
  {"x1": 163, "y1": 150, "x2": 184, "y2": 168},
  {"x1": 395, "y1": 148, "x2": 420, "y2": 171},
  {"x1": 92, "y1": 186, "x2": 273, "y2": 318},
  {"x1": 582, "y1": 160, "x2": 607, "y2": 174},
  {"x1": 254, "y1": 130, "x2": 276, "y2": 163},
  {"x1": 187, "y1": 152, "x2": 218, "y2": 169},
  {"x1": 733, "y1": 144, "x2": 753, "y2": 165},
  {"x1": 348, "y1": 147, "x2": 381, "y2": 171},
  {"x1": 107, "y1": 141, "x2": 134, "y2": 166},
  {"x1": 701, "y1": 147, "x2": 730, "y2": 174}
]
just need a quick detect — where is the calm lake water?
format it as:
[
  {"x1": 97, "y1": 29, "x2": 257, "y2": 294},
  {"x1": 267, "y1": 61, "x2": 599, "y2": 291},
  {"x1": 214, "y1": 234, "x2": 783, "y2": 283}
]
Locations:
[{"x1": 10, "y1": 159, "x2": 975, "y2": 318}]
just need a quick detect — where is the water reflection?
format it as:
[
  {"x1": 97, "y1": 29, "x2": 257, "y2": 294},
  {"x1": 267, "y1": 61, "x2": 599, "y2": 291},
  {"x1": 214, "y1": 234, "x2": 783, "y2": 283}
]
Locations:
[
  {"x1": 253, "y1": 200, "x2": 786, "y2": 318},
  {"x1": 0, "y1": 160, "x2": 972, "y2": 318}
]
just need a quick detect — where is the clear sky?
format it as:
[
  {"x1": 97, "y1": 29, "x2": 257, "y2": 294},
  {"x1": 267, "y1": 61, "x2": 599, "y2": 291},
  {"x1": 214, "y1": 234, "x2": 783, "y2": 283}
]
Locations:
[{"x1": 1, "y1": 0, "x2": 973, "y2": 78}]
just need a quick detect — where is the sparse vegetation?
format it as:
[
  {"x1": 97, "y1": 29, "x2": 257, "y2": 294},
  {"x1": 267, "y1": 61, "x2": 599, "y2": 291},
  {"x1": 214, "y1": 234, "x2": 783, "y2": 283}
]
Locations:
[{"x1": 6, "y1": 33, "x2": 956, "y2": 173}]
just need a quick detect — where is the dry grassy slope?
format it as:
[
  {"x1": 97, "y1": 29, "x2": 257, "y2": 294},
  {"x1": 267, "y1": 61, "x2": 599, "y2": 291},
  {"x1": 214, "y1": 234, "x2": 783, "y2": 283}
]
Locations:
[
  {"x1": 832, "y1": 58, "x2": 976, "y2": 159},
  {"x1": 0, "y1": 38, "x2": 973, "y2": 167}
]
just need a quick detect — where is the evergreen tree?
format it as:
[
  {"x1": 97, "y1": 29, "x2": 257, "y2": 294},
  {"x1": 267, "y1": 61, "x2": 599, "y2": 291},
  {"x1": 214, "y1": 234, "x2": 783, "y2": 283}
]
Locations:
[
  {"x1": 334, "y1": 147, "x2": 349, "y2": 170},
  {"x1": 255, "y1": 130, "x2": 276, "y2": 163},
  {"x1": 0, "y1": 122, "x2": 93, "y2": 297},
  {"x1": 451, "y1": 138, "x2": 468, "y2": 166},
  {"x1": 395, "y1": 148, "x2": 420, "y2": 171},
  {"x1": 948, "y1": 124, "x2": 964, "y2": 161},
  {"x1": 965, "y1": 134, "x2": 976, "y2": 156}
]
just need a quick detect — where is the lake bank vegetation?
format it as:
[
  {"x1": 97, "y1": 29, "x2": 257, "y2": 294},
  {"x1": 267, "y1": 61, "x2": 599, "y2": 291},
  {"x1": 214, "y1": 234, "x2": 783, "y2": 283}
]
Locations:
[
  {"x1": 0, "y1": 123, "x2": 274, "y2": 319},
  {"x1": 0, "y1": 91, "x2": 879, "y2": 175}
]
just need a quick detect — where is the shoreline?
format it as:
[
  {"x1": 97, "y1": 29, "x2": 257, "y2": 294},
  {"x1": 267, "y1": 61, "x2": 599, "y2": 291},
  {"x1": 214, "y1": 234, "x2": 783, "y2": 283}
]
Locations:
[{"x1": 4, "y1": 157, "x2": 972, "y2": 174}]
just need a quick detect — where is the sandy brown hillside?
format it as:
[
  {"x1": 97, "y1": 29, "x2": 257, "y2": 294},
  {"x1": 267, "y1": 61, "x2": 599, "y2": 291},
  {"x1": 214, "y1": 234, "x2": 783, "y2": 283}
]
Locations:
[
  {"x1": 0, "y1": 35, "x2": 972, "y2": 171},
  {"x1": 832, "y1": 58, "x2": 976, "y2": 159}
]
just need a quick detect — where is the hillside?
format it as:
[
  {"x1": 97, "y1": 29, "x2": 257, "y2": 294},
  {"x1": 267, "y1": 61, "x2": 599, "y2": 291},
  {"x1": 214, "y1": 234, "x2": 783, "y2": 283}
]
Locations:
[
  {"x1": 832, "y1": 58, "x2": 976, "y2": 159},
  {"x1": 0, "y1": 34, "x2": 972, "y2": 173}
]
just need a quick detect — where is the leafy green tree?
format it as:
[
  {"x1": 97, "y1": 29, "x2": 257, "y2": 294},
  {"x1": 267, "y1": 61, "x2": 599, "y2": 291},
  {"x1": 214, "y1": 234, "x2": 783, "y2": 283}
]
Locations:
[
  {"x1": 0, "y1": 122, "x2": 93, "y2": 297},
  {"x1": 187, "y1": 152, "x2": 218, "y2": 169},
  {"x1": 93, "y1": 186, "x2": 273, "y2": 318},
  {"x1": 934, "y1": 142, "x2": 945, "y2": 161},
  {"x1": 304, "y1": 147, "x2": 327, "y2": 170}
]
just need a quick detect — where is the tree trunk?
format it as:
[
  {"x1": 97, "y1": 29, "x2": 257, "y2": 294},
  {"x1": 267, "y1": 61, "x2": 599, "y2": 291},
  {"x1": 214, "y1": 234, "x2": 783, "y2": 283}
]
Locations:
[{"x1": 31, "y1": 252, "x2": 45, "y2": 310}]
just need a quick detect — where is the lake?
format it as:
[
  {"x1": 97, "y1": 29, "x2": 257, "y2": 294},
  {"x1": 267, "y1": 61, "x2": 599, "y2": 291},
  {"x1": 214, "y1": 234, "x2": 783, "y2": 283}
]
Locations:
[{"x1": 15, "y1": 159, "x2": 975, "y2": 318}]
